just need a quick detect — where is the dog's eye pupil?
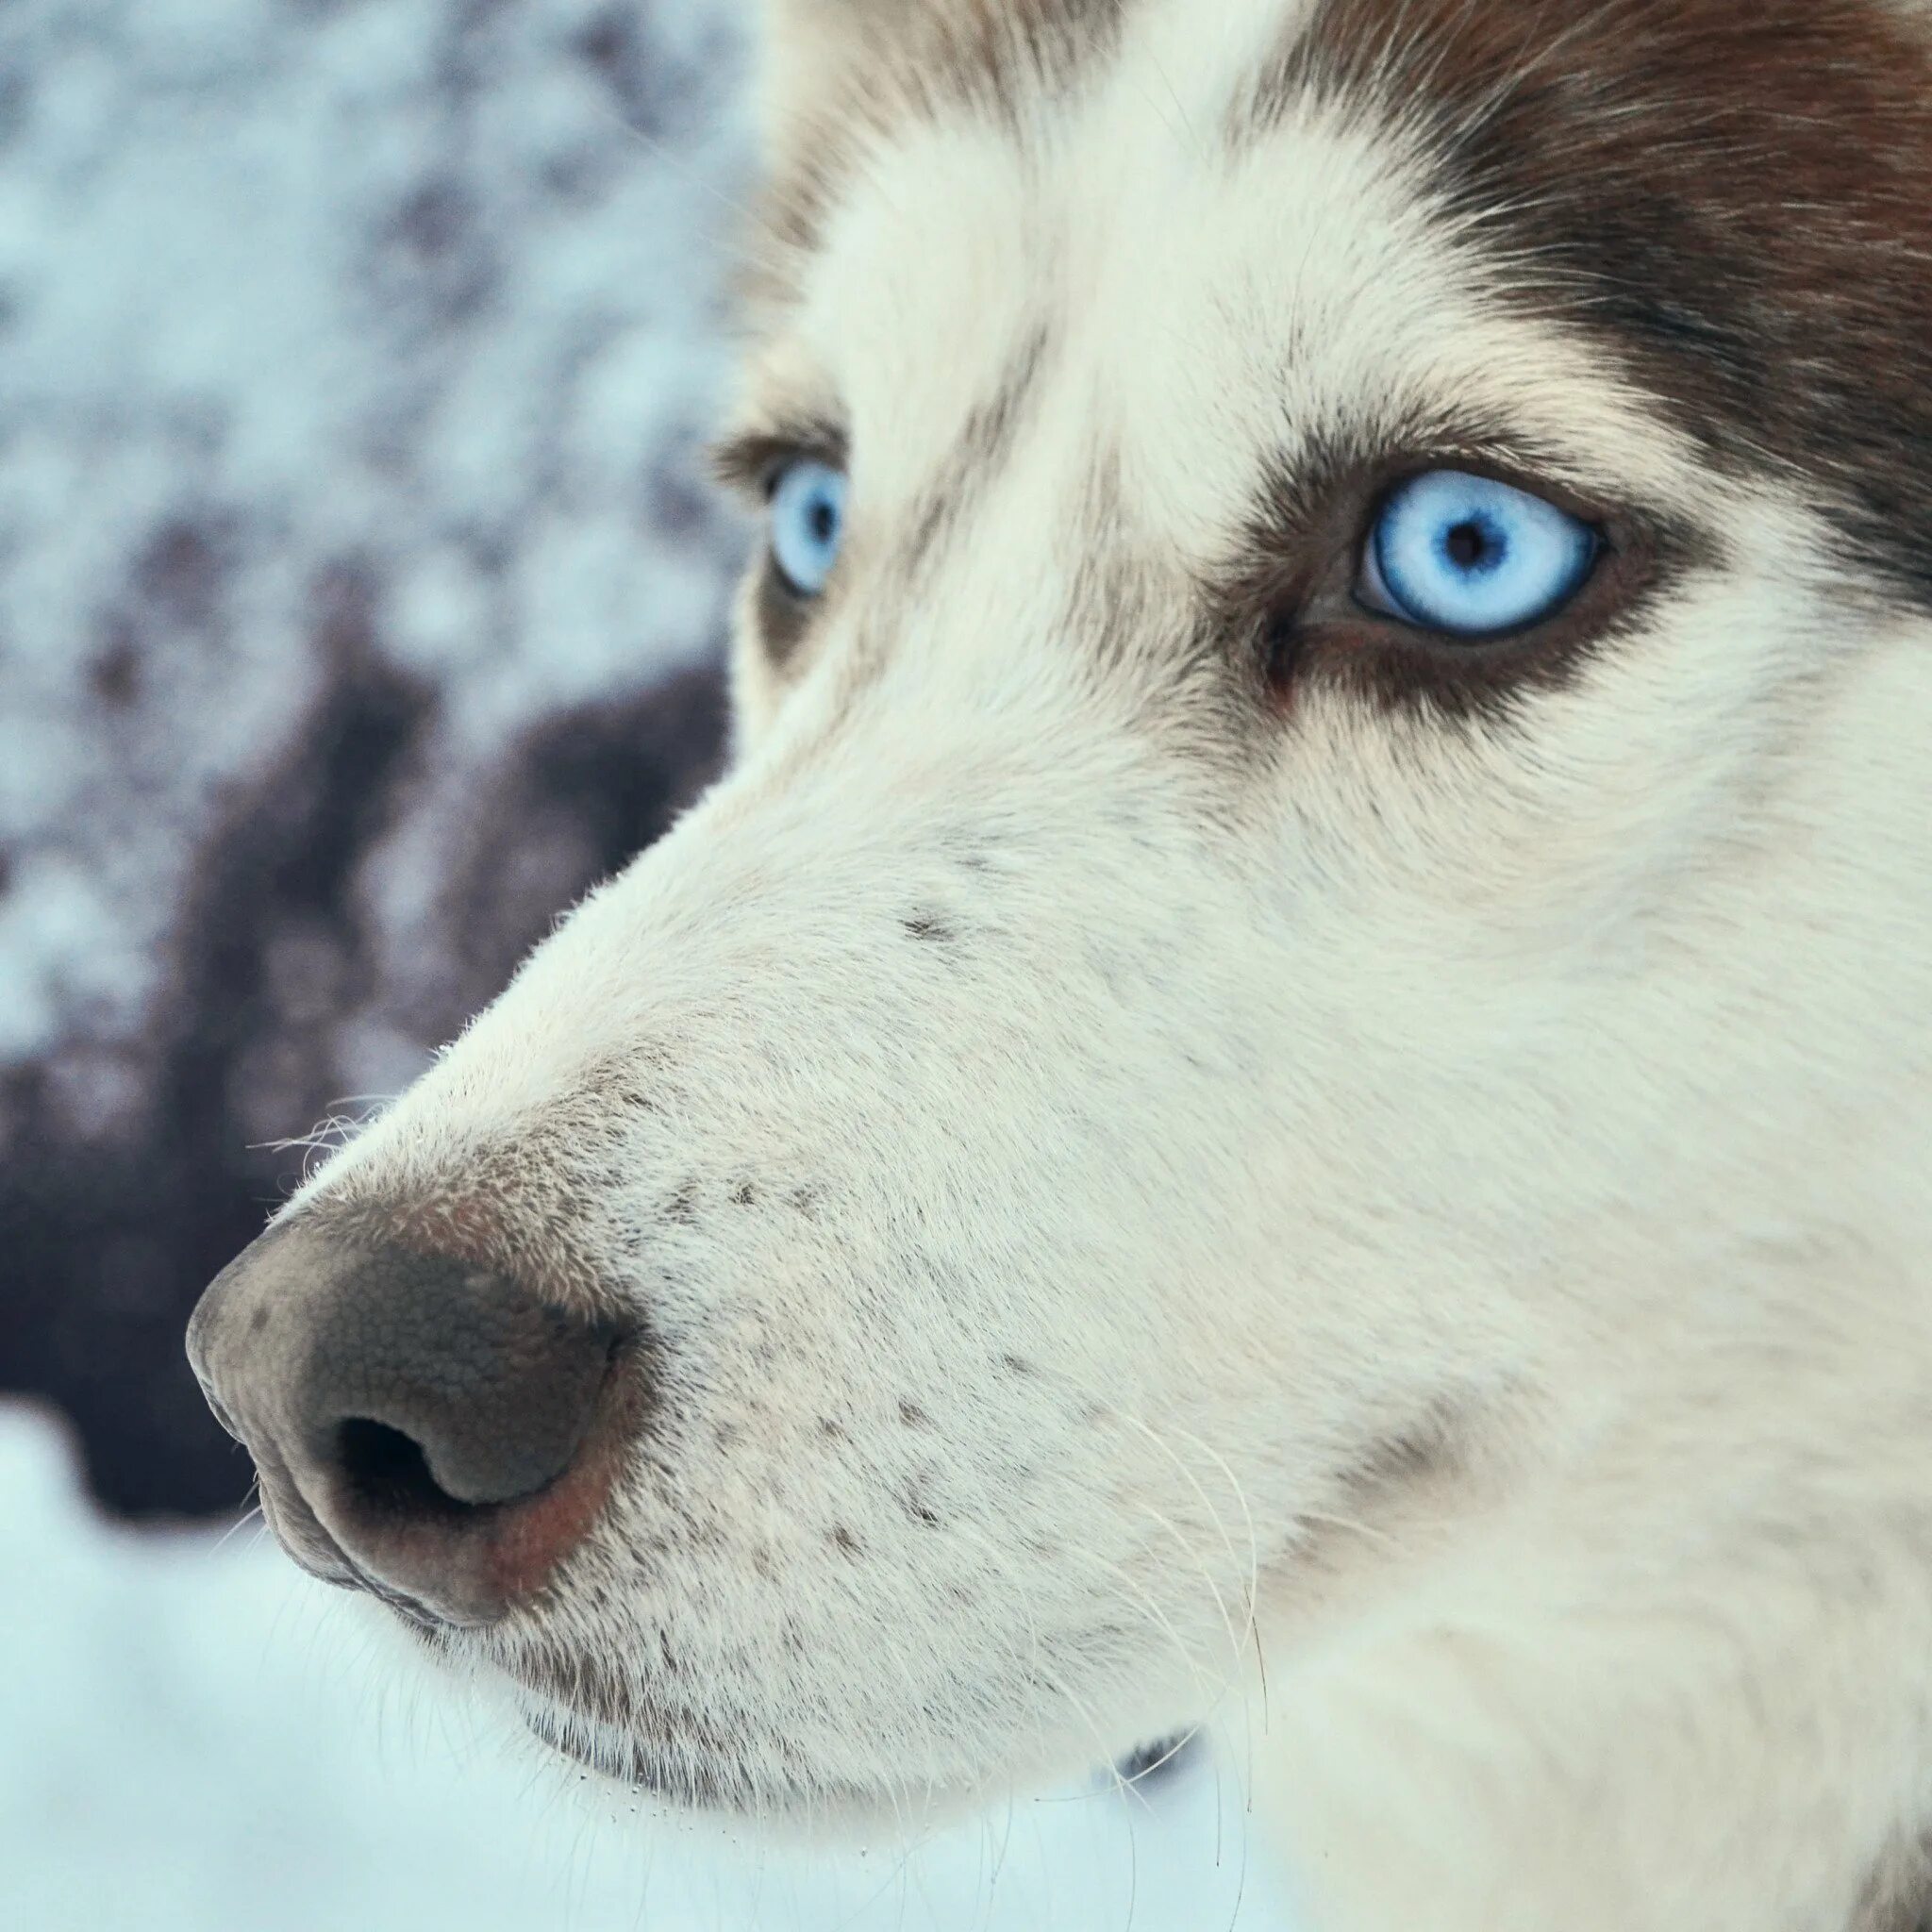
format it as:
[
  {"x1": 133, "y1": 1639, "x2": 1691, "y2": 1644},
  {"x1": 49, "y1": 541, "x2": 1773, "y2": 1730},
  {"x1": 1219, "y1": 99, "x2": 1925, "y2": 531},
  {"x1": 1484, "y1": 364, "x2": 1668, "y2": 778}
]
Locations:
[{"x1": 1444, "y1": 521, "x2": 1489, "y2": 570}]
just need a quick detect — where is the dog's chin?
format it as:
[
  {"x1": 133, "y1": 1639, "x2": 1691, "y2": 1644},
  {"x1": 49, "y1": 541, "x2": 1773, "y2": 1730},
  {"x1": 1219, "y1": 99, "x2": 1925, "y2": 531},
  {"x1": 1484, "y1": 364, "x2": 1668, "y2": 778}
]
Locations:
[
  {"x1": 383, "y1": 1609, "x2": 1009, "y2": 1830},
  {"x1": 407, "y1": 1613, "x2": 1185, "y2": 1830},
  {"x1": 516, "y1": 1694, "x2": 738, "y2": 1810},
  {"x1": 508, "y1": 1684, "x2": 978, "y2": 1834}
]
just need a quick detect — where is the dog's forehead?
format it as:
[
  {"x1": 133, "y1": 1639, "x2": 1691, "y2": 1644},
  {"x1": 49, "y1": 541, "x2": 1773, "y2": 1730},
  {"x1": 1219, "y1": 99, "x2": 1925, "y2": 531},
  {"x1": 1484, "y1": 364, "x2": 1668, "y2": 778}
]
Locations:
[
  {"x1": 750, "y1": 0, "x2": 1932, "y2": 600},
  {"x1": 756, "y1": 14, "x2": 1657, "y2": 543}
]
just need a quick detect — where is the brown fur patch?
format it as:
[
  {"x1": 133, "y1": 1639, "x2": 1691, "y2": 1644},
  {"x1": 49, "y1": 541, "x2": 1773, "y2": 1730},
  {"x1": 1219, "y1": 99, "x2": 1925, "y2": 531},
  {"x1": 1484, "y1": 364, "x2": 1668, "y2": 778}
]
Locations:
[{"x1": 1255, "y1": 0, "x2": 1932, "y2": 611}]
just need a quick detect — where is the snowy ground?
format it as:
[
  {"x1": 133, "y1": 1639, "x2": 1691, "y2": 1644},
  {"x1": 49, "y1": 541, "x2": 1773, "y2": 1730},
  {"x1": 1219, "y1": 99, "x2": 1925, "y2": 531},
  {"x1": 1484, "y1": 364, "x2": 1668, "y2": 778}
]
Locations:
[{"x1": 0, "y1": 1405, "x2": 1300, "y2": 1932}]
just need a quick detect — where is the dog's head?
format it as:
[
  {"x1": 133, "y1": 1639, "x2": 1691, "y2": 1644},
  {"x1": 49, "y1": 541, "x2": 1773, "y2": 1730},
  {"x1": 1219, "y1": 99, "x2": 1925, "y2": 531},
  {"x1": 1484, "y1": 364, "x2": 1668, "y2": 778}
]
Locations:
[{"x1": 189, "y1": 0, "x2": 1932, "y2": 1823}]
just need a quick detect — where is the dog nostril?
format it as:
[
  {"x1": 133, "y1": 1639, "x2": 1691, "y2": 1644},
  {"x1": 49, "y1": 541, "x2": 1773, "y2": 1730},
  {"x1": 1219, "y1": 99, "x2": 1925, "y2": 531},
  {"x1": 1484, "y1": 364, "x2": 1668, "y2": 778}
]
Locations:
[
  {"x1": 335, "y1": 1418, "x2": 467, "y2": 1522},
  {"x1": 294, "y1": 1253, "x2": 624, "y2": 1511}
]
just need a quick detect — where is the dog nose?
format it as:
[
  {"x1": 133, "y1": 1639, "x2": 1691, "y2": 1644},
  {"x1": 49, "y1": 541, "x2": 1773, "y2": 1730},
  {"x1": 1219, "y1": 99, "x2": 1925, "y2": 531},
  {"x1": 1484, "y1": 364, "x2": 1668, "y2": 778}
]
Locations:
[{"x1": 187, "y1": 1221, "x2": 630, "y2": 1627}]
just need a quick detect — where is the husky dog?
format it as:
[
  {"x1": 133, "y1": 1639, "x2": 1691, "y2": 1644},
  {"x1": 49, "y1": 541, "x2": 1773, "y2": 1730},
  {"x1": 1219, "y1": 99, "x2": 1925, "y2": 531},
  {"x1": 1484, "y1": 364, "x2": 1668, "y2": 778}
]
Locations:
[{"x1": 188, "y1": 2, "x2": 1932, "y2": 1925}]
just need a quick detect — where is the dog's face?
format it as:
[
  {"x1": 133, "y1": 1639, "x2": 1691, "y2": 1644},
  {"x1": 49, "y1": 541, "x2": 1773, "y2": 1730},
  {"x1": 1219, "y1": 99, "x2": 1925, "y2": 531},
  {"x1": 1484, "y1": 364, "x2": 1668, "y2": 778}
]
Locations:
[{"x1": 192, "y1": 0, "x2": 1932, "y2": 1824}]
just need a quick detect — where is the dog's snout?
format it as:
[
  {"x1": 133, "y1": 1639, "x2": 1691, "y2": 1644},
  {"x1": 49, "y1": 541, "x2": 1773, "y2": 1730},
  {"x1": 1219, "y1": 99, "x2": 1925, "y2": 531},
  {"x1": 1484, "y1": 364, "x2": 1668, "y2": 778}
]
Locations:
[{"x1": 187, "y1": 1222, "x2": 631, "y2": 1627}]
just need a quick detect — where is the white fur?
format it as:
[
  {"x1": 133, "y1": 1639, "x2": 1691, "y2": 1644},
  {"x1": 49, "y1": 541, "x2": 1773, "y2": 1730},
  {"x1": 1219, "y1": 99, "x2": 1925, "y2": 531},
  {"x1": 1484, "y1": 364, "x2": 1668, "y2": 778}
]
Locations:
[{"x1": 294, "y1": 0, "x2": 1932, "y2": 1924}]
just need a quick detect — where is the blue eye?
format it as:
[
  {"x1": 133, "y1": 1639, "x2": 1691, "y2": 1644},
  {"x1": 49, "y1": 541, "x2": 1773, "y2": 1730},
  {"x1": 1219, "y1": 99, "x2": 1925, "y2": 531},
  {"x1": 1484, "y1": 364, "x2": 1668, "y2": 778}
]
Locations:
[
  {"x1": 1359, "y1": 470, "x2": 1597, "y2": 637},
  {"x1": 768, "y1": 458, "x2": 848, "y2": 599}
]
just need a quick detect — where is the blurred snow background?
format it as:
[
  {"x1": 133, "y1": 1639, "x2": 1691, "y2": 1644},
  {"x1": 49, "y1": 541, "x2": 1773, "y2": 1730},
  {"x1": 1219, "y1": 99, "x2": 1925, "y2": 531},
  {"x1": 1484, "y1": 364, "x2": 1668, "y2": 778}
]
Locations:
[
  {"x1": 0, "y1": 2, "x2": 1301, "y2": 1925},
  {"x1": 0, "y1": 0, "x2": 744, "y2": 1517}
]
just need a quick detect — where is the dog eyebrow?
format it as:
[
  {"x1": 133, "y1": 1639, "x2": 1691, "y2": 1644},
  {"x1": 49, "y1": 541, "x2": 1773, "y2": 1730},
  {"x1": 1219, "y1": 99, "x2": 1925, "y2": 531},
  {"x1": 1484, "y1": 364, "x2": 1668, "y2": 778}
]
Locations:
[
  {"x1": 1247, "y1": 410, "x2": 1644, "y2": 542},
  {"x1": 708, "y1": 417, "x2": 849, "y2": 501}
]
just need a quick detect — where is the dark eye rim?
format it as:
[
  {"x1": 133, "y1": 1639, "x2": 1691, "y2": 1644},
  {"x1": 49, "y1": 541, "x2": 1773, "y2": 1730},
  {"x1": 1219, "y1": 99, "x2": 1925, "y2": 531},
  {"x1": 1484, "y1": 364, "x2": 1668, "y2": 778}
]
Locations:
[
  {"x1": 753, "y1": 546, "x2": 821, "y2": 666},
  {"x1": 1224, "y1": 445, "x2": 1680, "y2": 721}
]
